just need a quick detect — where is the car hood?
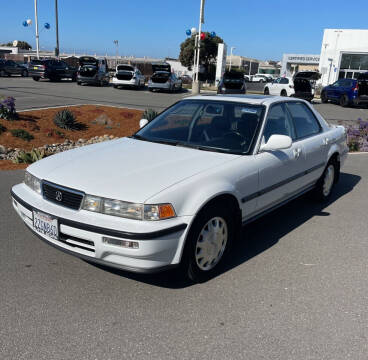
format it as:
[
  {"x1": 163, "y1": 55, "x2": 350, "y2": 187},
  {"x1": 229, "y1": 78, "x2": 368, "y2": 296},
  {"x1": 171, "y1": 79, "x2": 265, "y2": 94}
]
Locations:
[{"x1": 28, "y1": 138, "x2": 239, "y2": 203}]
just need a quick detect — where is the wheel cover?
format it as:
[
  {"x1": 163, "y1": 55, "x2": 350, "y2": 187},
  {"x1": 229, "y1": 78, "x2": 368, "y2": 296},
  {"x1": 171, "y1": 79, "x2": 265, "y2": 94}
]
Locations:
[
  {"x1": 195, "y1": 217, "x2": 228, "y2": 271},
  {"x1": 323, "y1": 164, "x2": 335, "y2": 197}
]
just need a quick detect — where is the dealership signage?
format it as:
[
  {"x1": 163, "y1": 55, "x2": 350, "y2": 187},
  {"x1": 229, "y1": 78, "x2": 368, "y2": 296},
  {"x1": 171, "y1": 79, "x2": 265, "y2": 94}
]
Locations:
[{"x1": 287, "y1": 55, "x2": 320, "y2": 63}]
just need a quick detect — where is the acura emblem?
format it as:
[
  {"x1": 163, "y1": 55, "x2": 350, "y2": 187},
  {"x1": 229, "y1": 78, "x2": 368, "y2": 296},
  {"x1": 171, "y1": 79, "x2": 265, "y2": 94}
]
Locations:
[{"x1": 55, "y1": 191, "x2": 63, "y2": 202}]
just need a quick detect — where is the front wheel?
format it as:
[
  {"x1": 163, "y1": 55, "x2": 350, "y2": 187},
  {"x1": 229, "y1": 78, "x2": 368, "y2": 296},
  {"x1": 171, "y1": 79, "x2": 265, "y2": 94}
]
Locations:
[
  {"x1": 32, "y1": 77, "x2": 40, "y2": 81},
  {"x1": 22, "y1": 70, "x2": 28, "y2": 77},
  {"x1": 182, "y1": 203, "x2": 235, "y2": 282}
]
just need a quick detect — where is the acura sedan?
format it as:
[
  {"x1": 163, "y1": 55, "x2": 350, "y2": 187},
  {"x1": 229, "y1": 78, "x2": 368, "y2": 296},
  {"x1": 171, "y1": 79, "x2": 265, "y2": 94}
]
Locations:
[{"x1": 11, "y1": 95, "x2": 348, "y2": 282}]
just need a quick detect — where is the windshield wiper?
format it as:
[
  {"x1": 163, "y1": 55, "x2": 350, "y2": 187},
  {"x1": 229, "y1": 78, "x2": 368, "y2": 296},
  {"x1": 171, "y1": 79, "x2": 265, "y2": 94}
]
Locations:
[{"x1": 176, "y1": 142, "x2": 243, "y2": 154}]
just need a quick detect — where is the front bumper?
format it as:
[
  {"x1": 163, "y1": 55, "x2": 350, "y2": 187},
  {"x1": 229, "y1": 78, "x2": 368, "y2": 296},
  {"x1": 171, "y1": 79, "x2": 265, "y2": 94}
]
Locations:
[{"x1": 11, "y1": 183, "x2": 191, "y2": 273}]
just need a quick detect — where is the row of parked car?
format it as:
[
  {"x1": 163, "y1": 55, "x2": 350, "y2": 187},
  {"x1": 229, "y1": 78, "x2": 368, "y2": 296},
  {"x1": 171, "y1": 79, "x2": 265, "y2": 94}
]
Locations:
[
  {"x1": 1, "y1": 57, "x2": 184, "y2": 93},
  {"x1": 263, "y1": 71, "x2": 368, "y2": 107}
]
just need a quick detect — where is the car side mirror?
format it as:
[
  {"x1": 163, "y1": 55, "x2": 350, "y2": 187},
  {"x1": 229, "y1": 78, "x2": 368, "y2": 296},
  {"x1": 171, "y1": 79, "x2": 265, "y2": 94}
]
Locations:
[
  {"x1": 260, "y1": 134, "x2": 292, "y2": 151},
  {"x1": 139, "y1": 119, "x2": 149, "y2": 128}
]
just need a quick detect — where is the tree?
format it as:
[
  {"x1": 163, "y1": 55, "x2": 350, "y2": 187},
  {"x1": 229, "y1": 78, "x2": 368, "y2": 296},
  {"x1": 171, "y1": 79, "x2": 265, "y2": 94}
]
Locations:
[
  {"x1": 3, "y1": 41, "x2": 32, "y2": 50},
  {"x1": 179, "y1": 33, "x2": 224, "y2": 71}
]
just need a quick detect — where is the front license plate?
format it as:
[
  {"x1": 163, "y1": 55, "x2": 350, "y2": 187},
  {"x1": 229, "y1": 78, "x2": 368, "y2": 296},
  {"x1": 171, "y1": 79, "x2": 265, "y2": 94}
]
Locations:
[
  {"x1": 33, "y1": 66, "x2": 38, "y2": 70},
  {"x1": 33, "y1": 210, "x2": 59, "y2": 240}
]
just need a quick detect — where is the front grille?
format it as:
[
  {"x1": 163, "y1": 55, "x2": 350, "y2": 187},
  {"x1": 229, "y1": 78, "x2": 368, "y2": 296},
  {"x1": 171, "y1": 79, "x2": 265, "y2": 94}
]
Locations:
[{"x1": 42, "y1": 181, "x2": 84, "y2": 210}]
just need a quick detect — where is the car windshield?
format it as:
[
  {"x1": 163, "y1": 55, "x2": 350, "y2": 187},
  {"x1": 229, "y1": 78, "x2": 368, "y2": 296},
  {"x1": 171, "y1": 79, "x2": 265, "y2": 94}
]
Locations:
[{"x1": 134, "y1": 100, "x2": 265, "y2": 154}]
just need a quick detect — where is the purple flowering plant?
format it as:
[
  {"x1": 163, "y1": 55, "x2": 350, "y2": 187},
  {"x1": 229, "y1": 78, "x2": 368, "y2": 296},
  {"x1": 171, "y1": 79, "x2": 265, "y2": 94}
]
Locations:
[
  {"x1": 346, "y1": 118, "x2": 368, "y2": 152},
  {"x1": 0, "y1": 96, "x2": 18, "y2": 120}
]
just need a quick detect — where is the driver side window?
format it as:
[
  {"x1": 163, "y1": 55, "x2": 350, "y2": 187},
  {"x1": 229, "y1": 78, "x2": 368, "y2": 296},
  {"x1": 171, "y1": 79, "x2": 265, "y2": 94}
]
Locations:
[{"x1": 262, "y1": 103, "x2": 296, "y2": 143}]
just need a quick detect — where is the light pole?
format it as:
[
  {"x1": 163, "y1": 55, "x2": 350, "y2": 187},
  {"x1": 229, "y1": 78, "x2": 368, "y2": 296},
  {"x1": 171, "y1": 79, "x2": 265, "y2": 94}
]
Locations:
[
  {"x1": 113, "y1": 40, "x2": 119, "y2": 67},
  {"x1": 55, "y1": 0, "x2": 59, "y2": 57},
  {"x1": 229, "y1": 46, "x2": 236, "y2": 71},
  {"x1": 34, "y1": 0, "x2": 40, "y2": 59},
  {"x1": 192, "y1": 0, "x2": 205, "y2": 95}
]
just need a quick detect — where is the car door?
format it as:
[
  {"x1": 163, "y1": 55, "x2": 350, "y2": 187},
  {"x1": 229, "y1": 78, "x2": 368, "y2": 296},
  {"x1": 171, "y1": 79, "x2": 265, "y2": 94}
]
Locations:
[
  {"x1": 286, "y1": 101, "x2": 328, "y2": 186},
  {"x1": 328, "y1": 80, "x2": 343, "y2": 100},
  {"x1": 269, "y1": 78, "x2": 281, "y2": 95},
  {"x1": 4, "y1": 60, "x2": 14, "y2": 74},
  {"x1": 254, "y1": 102, "x2": 307, "y2": 213}
]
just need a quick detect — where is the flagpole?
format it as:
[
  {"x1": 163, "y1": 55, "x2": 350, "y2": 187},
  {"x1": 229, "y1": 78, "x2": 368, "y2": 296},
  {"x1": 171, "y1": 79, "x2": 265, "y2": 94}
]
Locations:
[
  {"x1": 34, "y1": 0, "x2": 40, "y2": 59},
  {"x1": 192, "y1": 0, "x2": 205, "y2": 94}
]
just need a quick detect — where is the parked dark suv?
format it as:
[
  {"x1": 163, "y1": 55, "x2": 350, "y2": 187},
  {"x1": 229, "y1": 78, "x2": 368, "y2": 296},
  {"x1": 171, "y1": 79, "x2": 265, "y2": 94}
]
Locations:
[
  {"x1": 28, "y1": 59, "x2": 78, "y2": 82},
  {"x1": 321, "y1": 74, "x2": 368, "y2": 107},
  {"x1": 0, "y1": 59, "x2": 28, "y2": 77},
  {"x1": 291, "y1": 71, "x2": 320, "y2": 102},
  {"x1": 217, "y1": 71, "x2": 247, "y2": 94}
]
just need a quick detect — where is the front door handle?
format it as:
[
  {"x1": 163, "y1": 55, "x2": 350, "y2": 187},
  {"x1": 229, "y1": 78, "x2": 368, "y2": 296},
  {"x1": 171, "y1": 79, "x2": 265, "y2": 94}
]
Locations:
[{"x1": 293, "y1": 148, "x2": 302, "y2": 159}]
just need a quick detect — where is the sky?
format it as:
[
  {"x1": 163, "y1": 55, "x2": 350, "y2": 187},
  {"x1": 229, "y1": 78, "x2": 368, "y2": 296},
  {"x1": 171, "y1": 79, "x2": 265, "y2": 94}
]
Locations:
[{"x1": 1, "y1": 0, "x2": 368, "y2": 61}]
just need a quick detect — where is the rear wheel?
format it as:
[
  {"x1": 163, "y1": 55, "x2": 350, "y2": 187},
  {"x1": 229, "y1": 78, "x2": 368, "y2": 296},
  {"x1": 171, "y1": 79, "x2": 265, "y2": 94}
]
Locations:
[
  {"x1": 32, "y1": 77, "x2": 40, "y2": 81},
  {"x1": 321, "y1": 91, "x2": 328, "y2": 103},
  {"x1": 182, "y1": 202, "x2": 236, "y2": 282},
  {"x1": 281, "y1": 89, "x2": 287, "y2": 97},
  {"x1": 314, "y1": 159, "x2": 339, "y2": 201},
  {"x1": 77, "y1": 81, "x2": 81, "y2": 85},
  {"x1": 0, "y1": 70, "x2": 5, "y2": 77},
  {"x1": 264, "y1": 87, "x2": 269, "y2": 95},
  {"x1": 339, "y1": 94, "x2": 349, "y2": 107}
]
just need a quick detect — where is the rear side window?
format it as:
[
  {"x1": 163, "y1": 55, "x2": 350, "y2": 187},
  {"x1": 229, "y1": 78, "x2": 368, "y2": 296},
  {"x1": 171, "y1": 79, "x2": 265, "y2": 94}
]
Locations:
[
  {"x1": 280, "y1": 78, "x2": 289, "y2": 84},
  {"x1": 286, "y1": 102, "x2": 321, "y2": 139}
]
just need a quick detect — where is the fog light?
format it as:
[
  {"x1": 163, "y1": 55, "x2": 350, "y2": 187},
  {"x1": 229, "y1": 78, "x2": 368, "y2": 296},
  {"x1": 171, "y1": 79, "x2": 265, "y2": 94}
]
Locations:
[{"x1": 102, "y1": 237, "x2": 139, "y2": 249}]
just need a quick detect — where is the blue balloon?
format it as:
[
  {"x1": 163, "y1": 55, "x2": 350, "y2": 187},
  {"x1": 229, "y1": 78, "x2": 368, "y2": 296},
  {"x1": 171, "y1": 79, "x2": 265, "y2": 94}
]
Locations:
[
  {"x1": 44, "y1": 22, "x2": 50, "y2": 29},
  {"x1": 22, "y1": 21, "x2": 28, "y2": 27},
  {"x1": 210, "y1": 31, "x2": 216, "y2": 38},
  {"x1": 186, "y1": 29, "x2": 191, "y2": 36}
]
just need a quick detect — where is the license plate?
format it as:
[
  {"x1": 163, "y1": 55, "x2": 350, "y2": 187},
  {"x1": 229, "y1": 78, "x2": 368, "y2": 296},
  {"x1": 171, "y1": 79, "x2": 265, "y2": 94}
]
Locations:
[
  {"x1": 33, "y1": 66, "x2": 38, "y2": 70},
  {"x1": 33, "y1": 210, "x2": 59, "y2": 240}
]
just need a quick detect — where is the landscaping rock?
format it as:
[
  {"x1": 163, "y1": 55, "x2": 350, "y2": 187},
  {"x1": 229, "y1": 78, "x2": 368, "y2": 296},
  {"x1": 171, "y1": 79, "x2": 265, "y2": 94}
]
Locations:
[
  {"x1": 94, "y1": 114, "x2": 113, "y2": 126},
  {"x1": 0, "y1": 145, "x2": 7, "y2": 154}
]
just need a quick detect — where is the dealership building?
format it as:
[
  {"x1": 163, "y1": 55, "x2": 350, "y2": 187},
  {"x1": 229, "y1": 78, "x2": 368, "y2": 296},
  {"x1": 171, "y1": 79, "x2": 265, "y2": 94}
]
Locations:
[
  {"x1": 280, "y1": 54, "x2": 320, "y2": 77},
  {"x1": 319, "y1": 29, "x2": 368, "y2": 86}
]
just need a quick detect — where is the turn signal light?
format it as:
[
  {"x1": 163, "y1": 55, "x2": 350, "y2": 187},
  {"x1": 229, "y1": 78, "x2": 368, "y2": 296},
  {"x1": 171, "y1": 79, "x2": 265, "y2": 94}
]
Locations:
[{"x1": 159, "y1": 204, "x2": 176, "y2": 219}]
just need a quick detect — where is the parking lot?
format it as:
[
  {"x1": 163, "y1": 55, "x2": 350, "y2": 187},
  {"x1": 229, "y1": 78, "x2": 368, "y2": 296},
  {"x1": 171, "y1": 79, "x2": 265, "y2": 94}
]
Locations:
[
  {"x1": 1, "y1": 77, "x2": 368, "y2": 125},
  {"x1": 1, "y1": 75, "x2": 368, "y2": 359},
  {"x1": 1, "y1": 154, "x2": 367, "y2": 359}
]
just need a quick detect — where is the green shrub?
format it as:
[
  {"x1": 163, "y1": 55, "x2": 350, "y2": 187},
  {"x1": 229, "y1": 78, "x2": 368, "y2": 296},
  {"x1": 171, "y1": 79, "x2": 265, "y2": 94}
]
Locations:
[
  {"x1": 53, "y1": 109, "x2": 86, "y2": 130},
  {"x1": 10, "y1": 129, "x2": 34, "y2": 141},
  {"x1": 142, "y1": 109, "x2": 158, "y2": 122},
  {"x1": 13, "y1": 148, "x2": 46, "y2": 164},
  {"x1": 0, "y1": 123, "x2": 6, "y2": 135}
]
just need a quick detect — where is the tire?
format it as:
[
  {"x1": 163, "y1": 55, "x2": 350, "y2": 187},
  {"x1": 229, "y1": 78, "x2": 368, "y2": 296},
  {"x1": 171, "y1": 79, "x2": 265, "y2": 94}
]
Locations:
[
  {"x1": 0, "y1": 70, "x2": 5, "y2": 77},
  {"x1": 22, "y1": 70, "x2": 28, "y2": 77},
  {"x1": 77, "y1": 81, "x2": 81, "y2": 85},
  {"x1": 113, "y1": 84, "x2": 118, "y2": 89},
  {"x1": 259, "y1": 79, "x2": 264, "y2": 83},
  {"x1": 32, "y1": 77, "x2": 40, "y2": 81},
  {"x1": 281, "y1": 89, "x2": 287, "y2": 97},
  {"x1": 182, "y1": 202, "x2": 236, "y2": 282},
  {"x1": 321, "y1": 91, "x2": 328, "y2": 103},
  {"x1": 71, "y1": 75, "x2": 77, "y2": 82},
  {"x1": 264, "y1": 87, "x2": 269, "y2": 95},
  {"x1": 314, "y1": 158, "x2": 339, "y2": 201},
  {"x1": 339, "y1": 94, "x2": 349, "y2": 107}
]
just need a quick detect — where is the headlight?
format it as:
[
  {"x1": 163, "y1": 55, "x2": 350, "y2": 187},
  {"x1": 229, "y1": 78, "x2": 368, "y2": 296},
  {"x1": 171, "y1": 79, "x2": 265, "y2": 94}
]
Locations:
[
  {"x1": 82, "y1": 194, "x2": 175, "y2": 221},
  {"x1": 24, "y1": 171, "x2": 42, "y2": 194}
]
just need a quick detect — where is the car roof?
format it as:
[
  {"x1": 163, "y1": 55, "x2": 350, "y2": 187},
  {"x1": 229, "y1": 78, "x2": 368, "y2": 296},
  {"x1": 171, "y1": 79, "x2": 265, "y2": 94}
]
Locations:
[{"x1": 184, "y1": 94, "x2": 306, "y2": 106}]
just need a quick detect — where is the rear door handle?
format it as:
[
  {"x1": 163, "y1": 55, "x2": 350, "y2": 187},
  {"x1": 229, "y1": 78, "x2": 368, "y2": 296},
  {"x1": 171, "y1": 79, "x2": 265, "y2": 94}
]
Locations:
[
  {"x1": 322, "y1": 138, "x2": 330, "y2": 146},
  {"x1": 293, "y1": 148, "x2": 302, "y2": 159}
]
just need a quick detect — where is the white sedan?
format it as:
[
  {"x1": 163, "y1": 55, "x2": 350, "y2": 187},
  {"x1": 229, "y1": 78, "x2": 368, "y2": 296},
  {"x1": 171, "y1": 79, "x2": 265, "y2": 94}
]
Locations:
[
  {"x1": 264, "y1": 77, "x2": 295, "y2": 97},
  {"x1": 11, "y1": 95, "x2": 348, "y2": 282},
  {"x1": 112, "y1": 64, "x2": 145, "y2": 89}
]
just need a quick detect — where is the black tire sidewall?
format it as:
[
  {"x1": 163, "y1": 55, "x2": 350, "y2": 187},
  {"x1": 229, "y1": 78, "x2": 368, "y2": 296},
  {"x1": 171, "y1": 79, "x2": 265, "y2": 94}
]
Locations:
[
  {"x1": 183, "y1": 204, "x2": 235, "y2": 282},
  {"x1": 321, "y1": 92, "x2": 328, "y2": 103}
]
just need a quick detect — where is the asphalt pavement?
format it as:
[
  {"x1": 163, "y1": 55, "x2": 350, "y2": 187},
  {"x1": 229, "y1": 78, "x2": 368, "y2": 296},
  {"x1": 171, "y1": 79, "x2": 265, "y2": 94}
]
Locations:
[
  {"x1": 1, "y1": 77, "x2": 368, "y2": 124},
  {"x1": 1, "y1": 154, "x2": 367, "y2": 360}
]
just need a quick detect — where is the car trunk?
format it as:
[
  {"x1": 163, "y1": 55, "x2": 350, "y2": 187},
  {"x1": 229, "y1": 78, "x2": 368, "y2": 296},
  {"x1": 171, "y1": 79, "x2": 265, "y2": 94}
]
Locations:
[
  {"x1": 79, "y1": 57, "x2": 98, "y2": 77},
  {"x1": 293, "y1": 78, "x2": 312, "y2": 94},
  {"x1": 116, "y1": 65, "x2": 134, "y2": 80},
  {"x1": 222, "y1": 71, "x2": 244, "y2": 89},
  {"x1": 357, "y1": 73, "x2": 368, "y2": 98},
  {"x1": 151, "y1": 72, "x2": 170, "y2": 83},
  {"x1": 152, "y1": 62, "x2": 171, "y2": 73}
]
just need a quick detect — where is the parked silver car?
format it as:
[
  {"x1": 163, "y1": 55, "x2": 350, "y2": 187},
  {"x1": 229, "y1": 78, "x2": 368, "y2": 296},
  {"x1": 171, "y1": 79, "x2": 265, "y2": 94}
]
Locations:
[
  {"x1": 112, "y1": 65, "x2": 145, "y2": 89},
  {"x1": 148, "y1": 62, "x2": 182, "y2": 92}
]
